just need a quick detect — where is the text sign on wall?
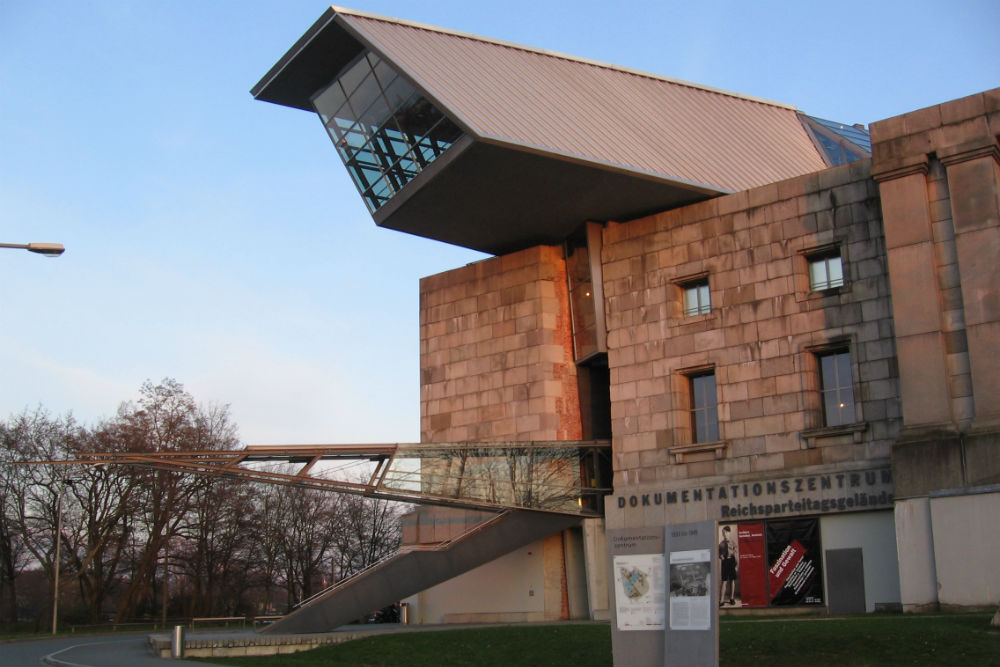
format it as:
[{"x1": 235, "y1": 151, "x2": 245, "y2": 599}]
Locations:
[{"x1": 614, "y1": 466, "x2": 893, "y2": 520}]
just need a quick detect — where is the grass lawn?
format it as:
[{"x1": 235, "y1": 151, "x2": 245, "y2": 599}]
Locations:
[{"x1": 192, "y1": 613, "x2": 1000, "y2": 667}]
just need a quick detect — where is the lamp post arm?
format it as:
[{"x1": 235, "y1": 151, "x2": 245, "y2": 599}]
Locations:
[{"x1": 0, "y1": 242, "x2": 65, "y2": 257}]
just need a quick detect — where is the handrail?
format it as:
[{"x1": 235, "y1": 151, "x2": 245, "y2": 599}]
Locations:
[{"x1": 292, "y1": 510, "x2": 511, "y2": 609}]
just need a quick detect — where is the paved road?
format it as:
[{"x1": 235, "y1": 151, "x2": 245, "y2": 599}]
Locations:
[{"x1": 0, "y1": 633, "x2": 227, "y2": 667}]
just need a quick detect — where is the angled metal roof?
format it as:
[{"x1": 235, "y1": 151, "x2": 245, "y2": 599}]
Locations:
[
  {"x1": 253, "y1": 7, "x2": 832, "y2": 254},
  {"x1": 334, "y1": 9, "x2": 828, "y2": 192}
]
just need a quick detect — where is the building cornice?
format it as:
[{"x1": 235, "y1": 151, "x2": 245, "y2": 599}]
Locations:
[
  {"x1": 871, "y1": 154, "x2": 930, "y2": 183},
  {"x1": 938, "y1": 137, "x2": 1000, "y2": 168}
]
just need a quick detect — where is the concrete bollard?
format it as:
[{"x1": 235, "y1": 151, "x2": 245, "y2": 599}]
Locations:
[{"x1": 170, "y1": 625, "x2": 186, "y2": 659}]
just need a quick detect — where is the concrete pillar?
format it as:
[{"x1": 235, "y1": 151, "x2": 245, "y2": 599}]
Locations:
[
  {"x1": 940, "y1": 141, "x2": 1000, "y2": 428},
  {"x1": 563, "y1": 528, "x2": 590, "y2": 620},
  {"x1": 893, "y1": 498, "x2": 939, "y2": 612},
  {"x1": 872, "y1": 163, "x2": 953, "y2": 429},
  {"x1": 581, "y1": 518, "x2": 610, "y2": 621}
]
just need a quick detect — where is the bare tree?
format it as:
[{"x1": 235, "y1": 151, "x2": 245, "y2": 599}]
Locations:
[
  {"x1": 331, "y1": 493, "x2": 402, "y2": 581},
  {"x1": 174, "y1": 476, "x2": 256, "y2": 617},
  {"x1": 0, "y1": 409, "x2": 85, "y2": 625},
  {"x1": 275, "y1": 487, "x2": 341, "y2": 608},
  {"x1": 110, "y1": 379, "x2": 240, "y2": 622},
  {"x1": 0, "y1": 413, "x2": 47, "y2": 623},
  {"x1": 1, "y1": 382, "x2": 408, "y2": 628},
  {"x1": 246, "y1": 484, "x2": 288, "y2": 615},
  {"x1": 59, "y1": 425, "x2": 142, "y2": 624}
]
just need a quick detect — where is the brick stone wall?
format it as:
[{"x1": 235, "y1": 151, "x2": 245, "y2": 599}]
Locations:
[
  {"x1": 414, "y1": 246, "x2": 580, "y2": 622},
  {"x1": 419, "y1": 245, "x2": 582, "y2": 443},
  {"x1": 602, "y1": 160, "x2": 901, "y2": 488}
]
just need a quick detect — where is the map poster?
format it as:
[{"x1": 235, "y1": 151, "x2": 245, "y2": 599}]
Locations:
[
  {"x1": 613, "y1": 553, "x2": 666, "y2": 631},
  {"x1": 668, "y1": 549, "x2": 712, "y2": 631}
]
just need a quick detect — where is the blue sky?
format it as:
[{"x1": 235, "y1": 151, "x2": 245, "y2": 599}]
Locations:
[{"x1": 1, "y1": 1, "x2": 997, "y2": 445}]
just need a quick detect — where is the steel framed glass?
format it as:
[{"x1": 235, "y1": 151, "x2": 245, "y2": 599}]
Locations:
[{"x1": 313, "y1": 52, "x2": 463, "y2": 212}]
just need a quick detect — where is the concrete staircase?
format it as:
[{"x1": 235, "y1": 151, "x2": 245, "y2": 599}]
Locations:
[{"x1": 260, "y1": 509, "x2": 580, "y2": 634}]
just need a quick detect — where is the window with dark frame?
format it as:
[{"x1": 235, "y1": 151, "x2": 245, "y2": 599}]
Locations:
[
  {"x1": 689, "y1": 371, "x2": 719, "y2": 443},
  {"x1": 682, "y1": 278, "x2": 711, "y2": 316},
  {"x1": 311, "y1": 51, "x2": 463, "y2": 213},
  {"x1": 818, "y1": 349, "x2": 855, "y2": 427},
  {"x1": 808, "y1": 251, "x2": 844, "y2": 291}
]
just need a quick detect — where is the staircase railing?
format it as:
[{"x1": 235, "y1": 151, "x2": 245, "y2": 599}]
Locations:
[{"x1": 291, "y1": 510, "x2": 511, "y2": 610}]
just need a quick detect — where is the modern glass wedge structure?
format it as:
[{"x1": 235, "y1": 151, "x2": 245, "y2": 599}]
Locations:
[
  {"x1": 252, "y1": 7, "x2": 853, "y2": 256},
  {"x1": 250, "y1": 11, "x2": 1000, "y2": 651},
  {"x1": 312, "y1": 51, "x2": 463, "y2": 213}
]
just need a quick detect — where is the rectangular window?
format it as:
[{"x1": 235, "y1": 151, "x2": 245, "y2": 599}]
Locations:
[
  {"x1": 690, "y1": 372, "x2": 719, "y2": 443},
  {"x1": 808, "y1": 253, "x2": 844, "y2": 291},
  {"x1": 682, "y1": 280, "x2": 711, "y2": 316},
  {"x1": 818, "y1": 350, "x2": 855, "y2": 426}
]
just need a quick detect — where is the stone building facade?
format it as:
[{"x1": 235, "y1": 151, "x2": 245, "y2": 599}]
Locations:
[
  {"x1": 252, "y1": 5, "x2": 999, "y2": 627},
  {"x1": 410, "y1": 88, "x2": 999, "y2": 619},
  {"x1": 601, "y1": 159, "x2": 898, "y2": 484}
]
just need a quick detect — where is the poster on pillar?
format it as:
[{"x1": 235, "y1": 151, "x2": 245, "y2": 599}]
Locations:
[
  {"x1": 668, "y1": 549, "x2": 712, "y2": 631},
  {"x1": 717, "y1": 522, "x2": 768, "y2": 608},
  {"x1": 613, "y1": 553, "x2": 667, "y2": 630},
  {"x1": 765, "y1": 518, "x2": 823, "y2": 606},
  {"x1": 735, "y1": 522, "x2": 767, "y2": 607}
]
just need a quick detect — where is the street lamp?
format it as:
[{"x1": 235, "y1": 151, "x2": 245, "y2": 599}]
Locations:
[{"x1": 0, "y1": 242, "x2": 65, "y2": 257}]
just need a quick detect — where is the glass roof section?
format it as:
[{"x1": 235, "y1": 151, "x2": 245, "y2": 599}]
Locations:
[
  {"x1": 801, "y1": 114, "x2": 871, "y2": 166},
  {"x1": 806, "y1": 115, "x2": 871, "y2": 153},
  {"x1": 312, "y1": 51, "x2": 463, "y2": 213}
]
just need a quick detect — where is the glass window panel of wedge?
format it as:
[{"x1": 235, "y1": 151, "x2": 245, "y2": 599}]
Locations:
[{"x1": 312, "y1": 51, "x2": 463, "y2": 212}]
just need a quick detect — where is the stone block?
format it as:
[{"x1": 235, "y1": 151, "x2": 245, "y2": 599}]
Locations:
[
  {"x1": 783, "y1": 449, "x2": 823, "y2": 469},
  {"x1": 945, "y1": 156, "x2": 1000, "y2": 233},
  {"x1": 744, "y1": 414, "x2": 784, "y2": 437},
  {"x1": 778, "y1": 172, "x2": 817, "y2": 201},
  {"x1": 730, "y1": 436, "x2": 765, "y2": 457},
  {"x1": 878, "y1": 173, "x2": 934, "y2": 249},
  {"x1": 717, "y1": 190, "x2": 749, "y2": 215},
  {"x1": 752, "y1": 452, "x2": 785, "y2": 472},
  {"x1": 892, "y1": 428, "x2": 965, "y2": 496},
  {"x1": 816, "y1": 437, "x2": 864, "y2": 462},
  {"x1": 966, "y1": 322, "x2": 1000, "y2": 421},
  {"x1": 896, "y1": 333, "x2": 951, "y2": 426},
  {"x1": 886, "y1": 242, "x2": 942, "y2": 337},
  {"x1": 963, "y1": 429, "x2": 1000, "y2": 487},
  {"x1": 901, "y1": 103, "x2": 944, "y2": 136},
  {"x1": 939, "y1": 92, "x2": 987, "y2": 126}
]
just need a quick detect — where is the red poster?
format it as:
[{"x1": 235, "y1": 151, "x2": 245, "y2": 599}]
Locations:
[
  {"x1": 736, "y1": 522, "x2": 767, "y2": 607},
  {"x1": 768, "y1": 539, "x2": 806, "y2": 600}
]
